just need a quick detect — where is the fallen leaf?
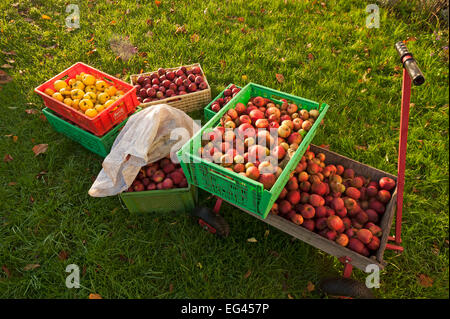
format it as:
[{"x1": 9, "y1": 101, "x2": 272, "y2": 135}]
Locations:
[
  {"x1": 355, "y1": 145, "x2": 368, "y2": 151},
  {"x1": 1, "y1": 64, "x2": 13, "y2": 69},
  {"x1": 0, "y1": 70, "x2": 13, "y2": 84},
  {"x1": 269, "y1": 250, "x2": 279, "y2": 257},
  {"x1": 307, "y1": 53, "x2": 314, "y2": 60},
  {"x1": 432, "y1": 243, "x2": 439, "y2": 256},
  {"x1": 155, "y1": 0, "x2": 161, "y2": 6},
  {"x1": 32, "y1": 144, "x2": 48, "y2": 156},
  {"x1": 243, "y1": 270, "x2": 252, "y2": 279},
  {"x1": 3, "y1": 154, "x2": 13, "y2": 162},
  {"x1": 242, "y1": 75, "x2": 248, "y2": 81},
  {"x1": 247, "y1": 237, "x2": 258, "y2": 243},
  {"x1": 237, "y1": 17, "x2": 244, "y2": 22},
  {"x1": 264, "y1": 230, "x2": 270, "y2": 238},
  {"x1": 275, "y1": 73, "x2": 285, "y2": 83},
  {"x1": 23, "y1": 264, "x2": 40, "y2": 271},
  {"x1": 12, "y1": 136, "x2": 18, "y2": 142},
  {"x1": 1, "y1": 50, "x2": 16, "y2": 55},
  {"x1": 2, "y1": 265, "x2": 11, "y2": 278},
  {"x1": 25, "y1": 109, "x2": 39, "y2": 114},
  {"x1": 418, "y1": 274, "x2": 433, "y2": 287},
  {"x1": 190, "y1": 33, "x2": 200, "y2": 43},
  {"x1": 306, "y1": 281, "x2": 315, "y2": 292},
  {"x1": 39, "y1": 114, "x2": 47, "y2": 122},
  {"x1": 89, "y1": 293, "x2": 102, "y2": 299},
  {"x1": 169, "y1": 283, "x2": 174, "y2": 292},
  {"x1": 41, "y1": 14, "x2": 51, "y2": 20},
  {"x1": 306, "y1": 43, "x2": 312, "y2": 48},
  {"x1": 8, "y1": 182, "x2": 17, "y2": 186},
  {"x1": 58, "y1": 250, "x2": 69, "y2": 261},
  {"x1": 29, "y1": 195, "x2": 34, "y2": 203},
  {"x1": 288, "y1": 293, "x2": 294, "y2": 299},
  {"x1": 36, "y1": 171, "x2": 47, "y2": 179},
  {"x1": 109, "y1": 20, "x2": 116, "y2": 25}
]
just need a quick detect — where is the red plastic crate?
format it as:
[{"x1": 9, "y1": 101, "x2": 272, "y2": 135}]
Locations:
[{"x1": 34, "y1": 62, "x2": 139, "y2": 136}]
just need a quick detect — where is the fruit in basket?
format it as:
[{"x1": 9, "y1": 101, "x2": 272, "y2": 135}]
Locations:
[
  {"x1": 327, "y1": 215, "x2": 343, "y2": 231},
  {"x1": 72, "y1": 81, "x2": 85, "y2": 91},
  {"x1": 47, "y1": 72, "x2": 125, "y2": 117},
  {"x1": 54, "y1": 80, "x2": 67, "y2": 91},
  {"x1": 52, "y1": 92, "x2": 64, "y2": 102},
  {"x1": 97, "y1": 92, "x2": 110, "y2": 104},
  {"x1": 79, "y1": 99, "x2": 94, "y2": 111},
  {"x1": 132, "y1": 65, "x2": 208, "y2": 104},
  {"x1": 85, "y1": 108, "x2": 98, "y2": 118},
  {"x1": 82, "y1": 74, "x2": 96, "y2": 86},
  {"x1": 44, "y1": 88, "x2": 55, "y2": 96},
  {"x1": 348, "y1": 238, "x2": 365, "y2": 254},
  {"x1": 71, "y1": 89, "x2": 85, "y2": 100},
  {"x1": 379, "y1": 177, "x2": 396, "y2": 191},
  {"x1": 127, "y1": 156, "x2": 188, "y2": 192},
  {"x1": 83, "y1": 92, "x2": 97, "y2": 102},
  {"x1": 95, "y1": 80, "x2": 107, "y2": 91},
  {"x1": 356, "y1": 228, "x2": 373, "y2": 245},
  {"x1": 63, "y1": 97, "x2": 72, "y2": 106}
]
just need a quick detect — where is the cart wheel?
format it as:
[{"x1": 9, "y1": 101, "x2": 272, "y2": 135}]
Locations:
[
  {"x1": 319, "y1": 277, "x2": 374, "y2": 299},
  {"x1": 191, "y1": 206, "x2": 230, "y2": 238}
]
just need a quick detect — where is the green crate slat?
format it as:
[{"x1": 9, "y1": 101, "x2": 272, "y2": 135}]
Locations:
[
  {"x1": 120, "y1": 185, "x2": 197, "y2": 214},
  {"x1": 178, "y1": 82, "x2": 329, "y2": 219},
  {"x1": 43, "y1": 107, "x2": 140, "y2": 157},
  {"x1": 203, "y1": 84, "x2": 242, "y2": 123}
]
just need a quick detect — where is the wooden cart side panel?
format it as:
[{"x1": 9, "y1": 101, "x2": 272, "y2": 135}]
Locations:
[{"x1": 260, "y1": 214, "x2": 383, "y2": 271}]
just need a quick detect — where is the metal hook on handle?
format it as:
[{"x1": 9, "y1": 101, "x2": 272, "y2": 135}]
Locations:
[{"x1": 395, "y1": 41, "x2": 425, "y2": 86}]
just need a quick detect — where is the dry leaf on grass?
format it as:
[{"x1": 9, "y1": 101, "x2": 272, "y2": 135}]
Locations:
[
  {"x1": 355, "y1": 145, "x2": 368, "y2": 151},
  {"x1": 306, "y1": 281, "x2": 315, "y2": 292},
  {"x1": 58, "y1": 250, "x2": 69, "y2": 261},
  {"x1": 23, "y1": 264, "x2": 40, "y2": 271},
  {"x1": 243, "y1": 270, "x2": 252, "y2": 279},
  {"x1": 247, "y1": 237, "x2": 258, "y2": 243},
  {"x1": 3, "y1": 154, "x2": 13, "y2": 162},
  {"x1": 25, "y1": 109, "x2": 39, "y2": 114},
  {"x1": 41, "y1": 14, "x2": 51, "y2": 20},
  {"x1": 2, "y1": 265, "x2": 11, "y2": 278},
  {"x1": 190, "y1": 33, "x2": 200, "y2": 43},
  {"x1": 89, "y1": 293, "x2": 102, "y2": 299},
  {"x1": 1, "y1": 64, "x2": 13, "y2": 69},
  {"x1": 0, "y1": 70, "x2": 13, "y2": 84},
  {"x1": 275, "y1": 73, "x2": 284, "y2": 83},
  {"x1": 418, "y1": 274, "x2": 433, "y2": 287},
  {"x1": 32, "y1": 144, "x2": 48, "y2": 156},
  {"x1": 1, "y1": 50, "x2": 16, "y2": 55}
]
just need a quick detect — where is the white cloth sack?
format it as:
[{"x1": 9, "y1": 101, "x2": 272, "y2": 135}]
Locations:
[{"x1": 88, "y1": 104, "x2": 200, "y2": 197}]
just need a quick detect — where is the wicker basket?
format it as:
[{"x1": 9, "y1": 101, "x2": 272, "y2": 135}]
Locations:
[{"x1": 130, "y1": 63, "x2": 211, "y2": 113}]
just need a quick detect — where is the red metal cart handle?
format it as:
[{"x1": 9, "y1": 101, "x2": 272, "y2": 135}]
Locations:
[{"x1": 395, "y1": 41, "x2": 425, "y2": 86}]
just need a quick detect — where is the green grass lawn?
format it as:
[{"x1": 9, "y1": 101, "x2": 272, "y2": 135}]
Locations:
[{"x1": 0, "y1": 0, "x2": 448, "y2": 299}]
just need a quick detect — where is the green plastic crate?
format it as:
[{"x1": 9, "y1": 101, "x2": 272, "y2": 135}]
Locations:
[
  {"x1": 120, "y1": 185, "x2": 197, "y2": 214},
  {"x1": 43, "y1": 107, "x2": 139, "y2": 157},
  {"x1": 177, "y1": 83, "x2": 329, "y2": 219},
  {"x1": 203, "y1": 84, "x2": 242, "y2": 123}
]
